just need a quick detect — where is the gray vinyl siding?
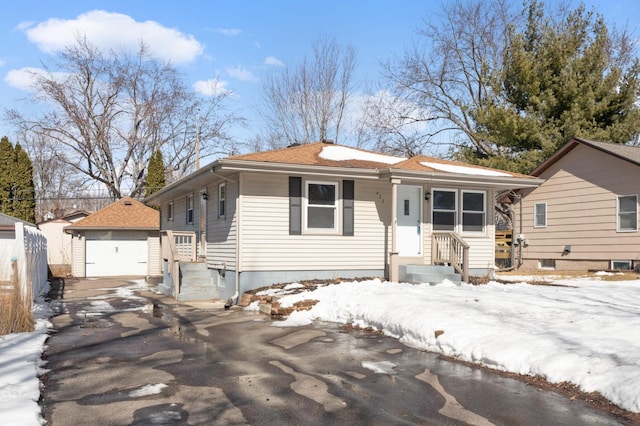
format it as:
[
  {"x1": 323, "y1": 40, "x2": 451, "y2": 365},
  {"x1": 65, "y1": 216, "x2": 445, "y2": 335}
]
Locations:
[
  {"x1": 517, "y1": 143, "x2": 640, "y2": 264},
  {"x1": 240, "y1": 173, "x2": 390, "y2": 272},
  {"x1": 207, "y1": 177, "x2": 238, "y2": 270}
]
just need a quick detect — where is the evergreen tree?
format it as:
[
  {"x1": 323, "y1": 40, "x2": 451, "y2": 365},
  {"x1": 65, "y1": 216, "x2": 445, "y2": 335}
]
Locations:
[
  {"x1": 0, "y1": 137, "x2": 36, "y2": 222},
  {"x1": 464, "y1": 1, "x2": 640, "y2": 173},
  {"x1": 13, "y1": 143, "x2": 36, "y2": 223},
  {"x1": 145, "y1": 149, "x2": 166, "y2": 198},
  {"x1": 0, "y1": 137, "x2": 16, "y2": 216}
]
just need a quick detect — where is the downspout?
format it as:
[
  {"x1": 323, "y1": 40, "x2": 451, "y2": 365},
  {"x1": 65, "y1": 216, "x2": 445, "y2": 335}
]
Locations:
[
  {"x1": 518, "y1": 192, "x2": 523, "y2": 267},
  {"x1": 210, "y1": 169, "x2": 241, "y2": 304},
  {"x1": 233, "y1": 173, "x2": 242, "y2": 304}
]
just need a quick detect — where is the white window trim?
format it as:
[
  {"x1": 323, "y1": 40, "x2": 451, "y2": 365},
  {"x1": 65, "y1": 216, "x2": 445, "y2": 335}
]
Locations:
[
  {"x1": 218, "y1": 183, "x2": 226, "y2": 219},
  {"x1": 617, "y1": 194, "x2": 638, "y2": 232},
  {"x1": 186, "y1": 193, "x2": 194, "y2": 225},
  {"x1": 167, "y1": 201, "x2": 174, "y2": 222},
  {"x1": 304, "y1": 180, "x2": 339, "y2": 233},
  {"x1": 534, "y1": 202, "x2": 547, "y2": 228},
  {"x1": 432, "y1": 188, "x2": 457, "y2": 232},
  {"x1": 611, "y1": 260, "x2": 633, "y2": 270},
  {"x1": 460, "y1": 189, "x2": 486, "y2": 234}
]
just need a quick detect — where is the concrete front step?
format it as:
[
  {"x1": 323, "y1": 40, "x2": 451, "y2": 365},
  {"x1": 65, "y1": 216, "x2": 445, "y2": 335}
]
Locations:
[
  {"x1": 399, "y1": 264, "x2": 462, "y2": 285},
  {"x1": 177, "y1": 261, "x2": 217, "y2": 301}
]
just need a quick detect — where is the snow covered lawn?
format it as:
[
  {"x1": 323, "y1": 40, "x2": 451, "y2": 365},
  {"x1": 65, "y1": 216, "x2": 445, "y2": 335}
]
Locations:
[{"x1": 249, "y1": 274, "x2": 640, "y2": 413}]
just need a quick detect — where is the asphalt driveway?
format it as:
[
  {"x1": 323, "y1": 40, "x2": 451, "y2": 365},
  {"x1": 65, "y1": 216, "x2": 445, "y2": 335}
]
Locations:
[{"x1": 40, "y1": 278, "x2": 628, "y2": 425}]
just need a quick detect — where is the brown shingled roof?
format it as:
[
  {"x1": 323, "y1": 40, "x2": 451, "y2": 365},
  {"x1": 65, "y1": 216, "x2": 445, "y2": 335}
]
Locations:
[
  {"x1": 227, "y1": 141, "x2": 406, "y2": 169},
  {"x1": 66, "y1": 197, "x2": 159, "y2": 230}
]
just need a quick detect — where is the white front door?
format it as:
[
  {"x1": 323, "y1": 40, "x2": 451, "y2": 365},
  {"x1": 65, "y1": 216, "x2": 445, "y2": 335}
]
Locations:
[{"x1": 396, "y1": 185, "x2": 422, "y2": 256}]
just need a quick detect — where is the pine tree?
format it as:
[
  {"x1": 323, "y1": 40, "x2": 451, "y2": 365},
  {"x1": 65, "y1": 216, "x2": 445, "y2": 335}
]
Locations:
[
  {"x1": 13, "y1": 143, "x2": 36, "y2": 223},
  {"x1": 0, "y1": 137, "x2": 16, "y2": 216},
  {"x1": 0, "y1": 137, "x2": 36, "y2": 222},
  {"x1": 145, "y1": 149, "x2": 166, "y2": 198}
]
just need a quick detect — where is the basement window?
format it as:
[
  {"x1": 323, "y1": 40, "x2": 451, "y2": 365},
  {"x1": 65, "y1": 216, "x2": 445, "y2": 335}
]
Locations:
[
  {"x1": 611, "y1": 260, "x2": 632, "y2": 270},
  {"x1": 539, "y1": 259, "x2": 556, "y2": 269}
]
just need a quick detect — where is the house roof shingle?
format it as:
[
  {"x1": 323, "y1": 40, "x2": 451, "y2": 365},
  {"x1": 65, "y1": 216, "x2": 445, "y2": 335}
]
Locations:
[
  {"x1": 531, "y1": 137, "x2": 640, "y2": 176},
  {"x1": 227, "y1": 141, "x2": 532, "y2": 178},
  {"x1": 66, "y1": 197, "x2": 159, "y2": 230}
]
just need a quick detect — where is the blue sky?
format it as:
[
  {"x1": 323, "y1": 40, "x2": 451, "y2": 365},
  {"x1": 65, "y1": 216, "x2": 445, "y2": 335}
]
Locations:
[{"x1": 1, "y1": 0, "x2": 638, "y2": 148}]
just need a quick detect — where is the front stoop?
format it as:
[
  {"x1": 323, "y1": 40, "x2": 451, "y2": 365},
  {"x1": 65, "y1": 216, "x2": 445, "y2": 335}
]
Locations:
[
  {"x1": 177, "y1": 261, "x2": 218, "y2": 301},
  {"x1": 399, "y1": 264, "x2": 462, "y2": 285}
]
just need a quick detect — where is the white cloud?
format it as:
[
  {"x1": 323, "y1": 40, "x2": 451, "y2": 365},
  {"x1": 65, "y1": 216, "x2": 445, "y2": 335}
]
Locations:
[
  {"x1": 226, "y1": 66, "x2": 255, "y2": 81},
  {"x1": 4, "y1": 67, "x2": 69, "y2": 91},
  {"x1": 264, "y1": 56, "x2": 284, "y2": 67},
  {"x1": 22, "y1": 10, "x2": 204, "y2": 64},
  {"x1": 193, "y1": 78, "x2": 231, "y2": 96},
  {"x1": 215, "y1": 28, "x2": 242, "y2": 36}
]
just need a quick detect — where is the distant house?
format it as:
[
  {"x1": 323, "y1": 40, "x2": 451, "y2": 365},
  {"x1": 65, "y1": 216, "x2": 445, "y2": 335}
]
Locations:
[
  {"x1": 65, "y1": 198, "x2": 161, "y2": 278},
  {"x1": 0, "y1": 212, "x2": 35, "y2": 239},
  {"x1": 38, "y1": 211, "x2": 89, "y2": 277},
  {"x1": 145, "y1": 141, "x2": 541, "y2": 301},
  {"x1": 513, "y1": 137, "x2": 640, "y2": 271}
]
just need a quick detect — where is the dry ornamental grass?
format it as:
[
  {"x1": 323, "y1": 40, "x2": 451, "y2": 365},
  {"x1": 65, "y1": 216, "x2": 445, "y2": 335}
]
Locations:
[{"x1": 0, "y1": 261, "x2": 34, "y2": 336}]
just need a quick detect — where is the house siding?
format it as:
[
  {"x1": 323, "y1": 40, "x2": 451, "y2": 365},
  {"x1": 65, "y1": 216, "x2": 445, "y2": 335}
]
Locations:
[
  {"x1": 516, "y1": 143, "x2": 640, "y2": 269},
  {"x1": 71, "y1": 235, "x2": 85, "y2": 277},
  {"x1": 239, "y1": 173, "x2": 391, "y2": 272},
  {"x1": 148, "y1": 231, "x2": 161, "y2": 276},
  {"x1": 208, "y1": 176, "x2": 238, "y2": 270}
]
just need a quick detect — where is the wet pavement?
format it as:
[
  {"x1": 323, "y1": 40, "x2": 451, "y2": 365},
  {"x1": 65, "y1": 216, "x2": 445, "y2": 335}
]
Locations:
[{"x1": 41, "y1": 278, "x2": 630, "y2": 425}]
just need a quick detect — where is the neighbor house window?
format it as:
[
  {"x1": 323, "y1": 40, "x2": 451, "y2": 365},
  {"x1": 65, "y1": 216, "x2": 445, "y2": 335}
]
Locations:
[
  {"x1": 306, "y1": 181, "x2": 338, "y2": 231},
  {"x1": 167, "y1": 201, "x2": 174, "y2": 221},
  {"x1": 617, "y1": 195, "x2": 637, "y2": 232},
  {"x1": 218, "y1": 183, "x2": 226, "y2": 218},
  {"x1": 539, "y1": 259, "x2": 556, "y2": 269},
  {"x1": 611, "y1": 260, "x2": 632, "y2": 270},
  {"x1": 186, "y1": 194, "x2": 194, "y2": 224},
  {"x1": 461, "y1": 190, "x2": 485, "y2": 232},
  {"x1": 534, "y1": 203, "x2": 547, "y2": 228},
  {"x1": 432, "y1": 190, "x2": 456, "y2": 231}
]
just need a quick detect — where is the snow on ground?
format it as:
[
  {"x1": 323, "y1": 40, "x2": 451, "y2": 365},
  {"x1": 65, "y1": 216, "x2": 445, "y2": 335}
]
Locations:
[
  {"x1": 2, "y1": 275, "x2": 639, "y2": 425},
  {"x1": 0, "y1": 289, "x2": 53, "y2": 426},
  {"x1": 250, "y1": 275, "x2": 640, "y2": 413}
]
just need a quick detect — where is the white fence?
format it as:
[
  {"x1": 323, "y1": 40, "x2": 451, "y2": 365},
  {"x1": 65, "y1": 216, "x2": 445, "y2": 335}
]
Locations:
[{"x1": 0, "y1": 222, "x2": 48, "y2": 305}]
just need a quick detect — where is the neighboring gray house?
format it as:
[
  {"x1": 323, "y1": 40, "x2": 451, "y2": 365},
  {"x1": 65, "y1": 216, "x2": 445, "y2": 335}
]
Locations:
[
  {"x1": 514, "y1": 137, "x2": 640, "y2": 271},
  {"x1": 145, "y1": 141, "x2": 542, "y2": 301}
]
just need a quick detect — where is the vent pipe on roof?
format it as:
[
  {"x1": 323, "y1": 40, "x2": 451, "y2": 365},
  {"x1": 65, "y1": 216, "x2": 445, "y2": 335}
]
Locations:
[
  {"x1": 124, "y1": 200, "x2": 132, "y2": 206},
  {"x1": 321, "y1": 139, "x2": 334, "y2": 144},
  {"x1": 287, "y1": 143, "x2": 301, "y2": 148}
]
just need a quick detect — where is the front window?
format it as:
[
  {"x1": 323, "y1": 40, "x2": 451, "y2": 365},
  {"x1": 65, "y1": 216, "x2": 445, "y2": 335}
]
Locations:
[
  {"x1": 306, "y1": 181, "x2": 337, "y2": 231},
  {"x1": 432, "y1": 190, "x2": 456, "y2": 231},
  {"x1": 618, "y1": 195, "x2": 637, "y2": 232},
  {"x1": 218, "y1": 183, "x2": 226, "y2": 218},
  {"x1": 462, "y1": 191, "x2": 485, "y2": 232},
  {"x1": 186, "y1": 194, "x2": 194, "y2": 224},
  {"x1": 534, "y1": 203, "x2": 546, "y2": 228}
]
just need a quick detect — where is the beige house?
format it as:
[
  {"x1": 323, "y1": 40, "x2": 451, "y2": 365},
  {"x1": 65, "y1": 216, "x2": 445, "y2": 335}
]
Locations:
[
  {"x1": 65, "y1": 197, "x2": 161, "y2": 278},
  {"x1": 513, "y1": 138, "x2": 640, "y2": 271},
  {"x1": 145, "y1": 141, "x2": 541, "y2": 301},
  {"x1": 37, "y1": 211, "x2": 89, "y2": 277}
]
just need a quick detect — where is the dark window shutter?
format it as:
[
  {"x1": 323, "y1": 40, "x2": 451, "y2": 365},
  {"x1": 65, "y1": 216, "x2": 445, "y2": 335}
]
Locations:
[
  {"x1": 289, "y1": 177, "x2": 302, "y2": 235},
  {"x1": 343, "y1": 180, "x2": 354, "y2": 236}
]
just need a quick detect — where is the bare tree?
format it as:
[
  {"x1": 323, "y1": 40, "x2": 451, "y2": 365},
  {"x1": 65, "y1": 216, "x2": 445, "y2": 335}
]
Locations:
[
  {"x1": 260, "y1": 37, "x2": 356, "y2": 147},
  {"x1": 379, "y1": 0, "x2": 515, "y2": 156},
  {"x1": 6, "y1": 36, "x2": 240, "y2": 200}
]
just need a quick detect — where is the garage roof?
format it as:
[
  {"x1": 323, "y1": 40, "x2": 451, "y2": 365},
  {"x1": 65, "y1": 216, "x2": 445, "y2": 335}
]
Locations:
[{"x1": 65, "y1": 197, "x2": 159, "y2": 231}]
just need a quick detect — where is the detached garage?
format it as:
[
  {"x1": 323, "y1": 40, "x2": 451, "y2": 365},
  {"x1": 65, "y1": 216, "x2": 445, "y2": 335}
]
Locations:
[{"x1": 66, "y1": 198, "x2": 161, "y2": 278}]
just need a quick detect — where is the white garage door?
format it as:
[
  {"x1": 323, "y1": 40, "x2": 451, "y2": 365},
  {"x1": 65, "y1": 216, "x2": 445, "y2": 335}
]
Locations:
[{"x1": 86, "y1": 239, "x2": 148, "y2": 277}]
